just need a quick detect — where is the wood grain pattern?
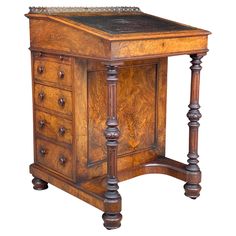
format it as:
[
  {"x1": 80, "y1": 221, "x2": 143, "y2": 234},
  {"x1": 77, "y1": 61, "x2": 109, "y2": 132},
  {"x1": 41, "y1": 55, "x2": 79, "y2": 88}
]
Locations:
[
  {"x1": 73, "y1": 58, "x2": 88, "y2": 181},
  {"x1": 30, "y1": 163, "x2": 105, "y2": 210},
  {"x1": 26, "y1": 12, "x2": 210, "y2": 42},
  {"x1": 102, "y1": 64, "x2": 122, "y2": 230},
  {"x1": 27, "y1": 11, "x2": 209, "y2": 60},
  {"x1": 75, "y1": 59, "x2": 167, "y2": 181},
  {"x1": 29, "y1": 155, "x2": 201, "y2": 209},
  {"x1": 111, "y1": 36, "x2": 208, "y2": 60},
  {"x1": 184, "y1": 54, "x2": 204, "y2": 199},
  {"x1": 34, "y1": 83, "x2": 72, "y2": 115},
  {"x1": 88, "y1": 58, "x2": 161, "y2": 71},
  {"x1": 34, "y1": 59, "x2": 72, "y2": 87},
  {"x1": 35, "y1": 110, "x2": 72, "y2": 144},
  {"x1": 26, "y1": 7, "x2": 209, "y2": 229},
  {"x1": 29, "y1": 18, "x2": 110, "y2": 59},
  {"x1": 88, "y1": 64, "x2": 156, "y2": 164},
  {"x1": 36, "y1": 138, "x2": 73, "y2": 179},
  {"x1": 156, "y1": 57, "x2": 168, "y2": 155},
  {"x1": 33, "y1": 51, "x2": 72, "y2": 63}
]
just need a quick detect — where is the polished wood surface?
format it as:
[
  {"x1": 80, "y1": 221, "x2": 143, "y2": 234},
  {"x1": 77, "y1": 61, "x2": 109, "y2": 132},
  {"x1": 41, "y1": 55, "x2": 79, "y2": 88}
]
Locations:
[
  {"x1": 75, "y1": 58, "x2": 167, "y2": 181},
  {"x1": 102, "y1": 64, "x2": 122, "y2": 229},
  {"x1": 111, "y1": 35, "x2": 208, "y2": 60},
  {"x1": 26, "y1": 7, "x2": 210, "y2": 60},
  {"x1": 32, "y1": 177, "x2": 48, "y2": 190},
  {"x1": 29, "y1": 18, "x2": 110, "y2": 60},
  {"x1": 34, "y1": 83, "x2": 72, "y2": 115},
  {"x1": 30, "y1": 156, "x2": 201, "y2": 209},
  {"x1": 35, "y1": 138, "x2": 73, "y2": 180},
  {"x1": 26, "y1": 6, "x2": 210, "y2": 230},
  {"x1": 88, "y1": 64, "x2": 156, "y2": 162},
  {"x1": 184, "y1": 54, "x2": 204, "y2": 199},
  {"x1": 34, "y1": 58, "x2": 72, "y2": 87},
  {"x1": 35, "y1": 110, "x2": 72, "y2": 144}
]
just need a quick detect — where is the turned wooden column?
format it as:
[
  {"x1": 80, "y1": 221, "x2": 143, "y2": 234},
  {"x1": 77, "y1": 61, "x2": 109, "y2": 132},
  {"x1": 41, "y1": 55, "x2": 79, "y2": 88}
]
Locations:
[
  {"x1": 184, "y1": 54, "x2": 205, "y2": 199},
  {"x1": 102, "y1": 63, "x2": 122, "y2": 230}
]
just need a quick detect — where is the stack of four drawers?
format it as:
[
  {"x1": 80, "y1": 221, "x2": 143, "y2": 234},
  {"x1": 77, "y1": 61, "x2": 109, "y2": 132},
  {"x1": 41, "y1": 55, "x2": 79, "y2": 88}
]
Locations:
[{"x1": 33, "y1": 52, "x2": 73, "y2": 180}]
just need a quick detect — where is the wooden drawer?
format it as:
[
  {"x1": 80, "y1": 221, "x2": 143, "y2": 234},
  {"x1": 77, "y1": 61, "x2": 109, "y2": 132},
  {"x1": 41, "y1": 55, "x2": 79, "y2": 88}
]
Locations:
[
  {"x1": 33, "y1": 51, "x2": 72, "y2": 64},
  {"x1": 34, "y1": 84, "x2": 72, "y2": 115},
  {"x1": 34, "y1": 59, "x2": 72, "y2": 87},
  {"x1": 35, "y1": 110, "x2": 72, "y2": 144},
  {"x1": 36, "y1": 138, "x2": 73, "y2": 179}
]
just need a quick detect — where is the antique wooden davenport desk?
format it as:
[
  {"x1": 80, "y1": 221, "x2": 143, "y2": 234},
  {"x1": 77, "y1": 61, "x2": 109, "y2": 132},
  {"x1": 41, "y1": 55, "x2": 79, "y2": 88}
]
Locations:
[{"x1": 26, "y1": 7, "x2": 210, "y2": 229}]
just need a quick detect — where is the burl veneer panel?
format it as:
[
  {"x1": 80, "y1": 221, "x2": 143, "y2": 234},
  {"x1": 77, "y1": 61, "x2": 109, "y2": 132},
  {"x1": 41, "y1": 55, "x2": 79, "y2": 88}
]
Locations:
[
  {"x1": 87, "y1": 64, "x2": 156, "y2": 165},
  {"x1": 30, "y1": 19, "x2": 110, "y2": 59}
]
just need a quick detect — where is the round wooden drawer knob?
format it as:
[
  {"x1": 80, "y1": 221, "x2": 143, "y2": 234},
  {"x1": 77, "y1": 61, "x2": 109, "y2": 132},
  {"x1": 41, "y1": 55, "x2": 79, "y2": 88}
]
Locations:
[
  {"x1": 38, "y1": 92, "x2": 45, "y2": 101},
  {"x1": 58, "y1": 71, "x2": 65, "y2": 79},
  {"x1": 37, "y1": 65, "x2": 45, "y2": 74},
  {"x1": 58, "y1": 127, "x2": 66, "y2": 136},
  {"x1": 58, "y1": 97, "x2": 65, "y2": 107},
  {"x1": 39, "y1": 120, "x2": 45, "y2": 128},
  {"x1": 39, "y1": 147, "x2": 46, "y2": 157},
  {"x1": 59, "y1": 155, "x2": 67, "y2": 165}
]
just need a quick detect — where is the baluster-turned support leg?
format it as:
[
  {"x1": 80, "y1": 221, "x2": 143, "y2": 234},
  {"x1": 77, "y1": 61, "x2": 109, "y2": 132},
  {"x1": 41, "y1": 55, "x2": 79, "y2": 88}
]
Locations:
[
  {"x1": 102, "y1": 63, "x2": 122, "y2": 230},
  {"x1": 184, "y1": 54, "x2": 205, "y2": 199}
]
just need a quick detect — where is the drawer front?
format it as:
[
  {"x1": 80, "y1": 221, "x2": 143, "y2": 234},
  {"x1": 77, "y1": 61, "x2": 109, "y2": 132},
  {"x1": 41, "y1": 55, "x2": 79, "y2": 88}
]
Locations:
[
  {"x1": 36, "y1": 138, "x2": 73, "y2": 179},
  {"x1": 34, "y1": 59, "x2": 72, "y2": 87},
  {"x1": 33, "y1": 52, "x2": 72, "y2": 64},
  {"x1": 35, "y1": 110, "x2": 72, "y2": 144},
  {"x1": 34, "y1": 84, "x2": 72, "y2": 115}
]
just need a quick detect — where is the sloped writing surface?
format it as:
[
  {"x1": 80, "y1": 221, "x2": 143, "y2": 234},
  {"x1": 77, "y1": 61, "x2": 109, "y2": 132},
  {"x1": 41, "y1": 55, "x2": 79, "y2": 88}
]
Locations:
[{"x1": 66, "y1": 15, "x2": 194, "y2": 34}]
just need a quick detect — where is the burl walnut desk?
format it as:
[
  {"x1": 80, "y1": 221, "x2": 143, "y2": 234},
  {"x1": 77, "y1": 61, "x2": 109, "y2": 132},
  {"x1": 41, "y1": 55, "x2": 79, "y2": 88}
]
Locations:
[{"x1": 26, "y1": 7, "x2": 210, "y2": 229}]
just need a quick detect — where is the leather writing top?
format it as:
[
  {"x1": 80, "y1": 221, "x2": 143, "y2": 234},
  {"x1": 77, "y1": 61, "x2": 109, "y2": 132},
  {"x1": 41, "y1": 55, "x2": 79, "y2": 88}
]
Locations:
[{"x1": 66, "y1": 15, "x2": 194, "y2": 34}]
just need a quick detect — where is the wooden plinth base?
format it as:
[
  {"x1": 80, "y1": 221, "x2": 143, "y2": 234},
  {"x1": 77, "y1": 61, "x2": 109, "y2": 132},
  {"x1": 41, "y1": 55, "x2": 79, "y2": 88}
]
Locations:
[{"x1": 30, "y1": 156, "x2": 201, "y2": 212}]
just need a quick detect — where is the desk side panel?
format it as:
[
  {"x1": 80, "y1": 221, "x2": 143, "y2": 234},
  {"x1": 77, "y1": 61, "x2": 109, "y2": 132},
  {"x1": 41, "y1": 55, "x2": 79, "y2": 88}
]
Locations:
[
  {"x1": 29, "y1": 18, "x2": 110, "y2": 59},
  {"x1": 75, "y1": 59, "x2": 166, "y2": 181}
]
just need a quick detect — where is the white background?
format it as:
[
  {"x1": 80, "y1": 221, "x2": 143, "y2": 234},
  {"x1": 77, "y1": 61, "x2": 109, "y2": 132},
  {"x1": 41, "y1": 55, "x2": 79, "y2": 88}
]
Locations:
[{"x1": 0, "y1": 0, "x2": 235, "y2": 235}]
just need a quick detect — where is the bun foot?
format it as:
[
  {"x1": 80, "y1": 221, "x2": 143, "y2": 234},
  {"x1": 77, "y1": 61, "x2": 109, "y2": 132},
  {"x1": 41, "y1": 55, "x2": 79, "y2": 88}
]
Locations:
[
  {"x1": 32, "y1": 177, "x2": 48, "y2": 190},
  {"x1": 184, "y1": 183, "x2": 201, "y2": 199},
  {"x1": 102, "y1": 212, "x2": 122, "y2": 230}
]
